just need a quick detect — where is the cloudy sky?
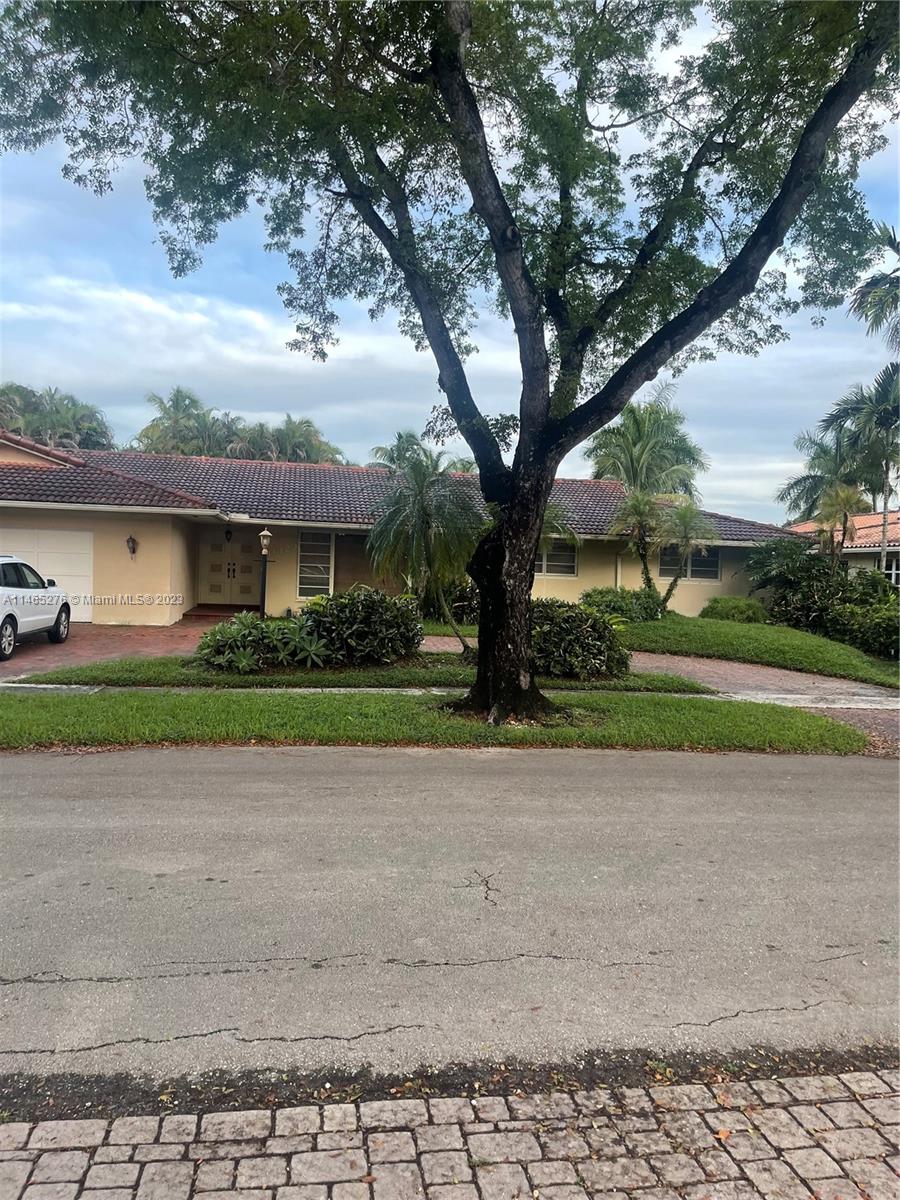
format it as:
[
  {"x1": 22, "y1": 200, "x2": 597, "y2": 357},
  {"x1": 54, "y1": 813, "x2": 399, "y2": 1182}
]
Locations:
[{"x1": 0, "y1": 77, "x2": 895, "y2": 523}]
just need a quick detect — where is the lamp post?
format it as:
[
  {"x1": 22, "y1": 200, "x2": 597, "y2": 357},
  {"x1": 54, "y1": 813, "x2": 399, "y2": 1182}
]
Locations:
[{"x1": 258, "y1": 528, "x2": 272, "y2": 617}]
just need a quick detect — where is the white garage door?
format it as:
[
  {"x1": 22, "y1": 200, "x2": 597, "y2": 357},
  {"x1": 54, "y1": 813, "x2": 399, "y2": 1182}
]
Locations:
[{"x1": 0, "y1": 529, "x2": 94, "y2": 621}]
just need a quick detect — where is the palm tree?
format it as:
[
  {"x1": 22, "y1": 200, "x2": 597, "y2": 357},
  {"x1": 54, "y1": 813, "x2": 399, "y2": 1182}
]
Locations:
[
  {"x1": 587, "y1": 381, "x2": 708, "y2": 498},
  {"x1": 367, "y1": 445, "x2": 483, "y2": 654},
  {"x1": 850, "y1": 222, "x2": 900, "y2": 353},
  {"x1": 821, "y1": 363, "x2": 900, "y2": 571},
  {"x1": 776, "y1": 427, "x2": 879, "y2": 519},
  {"x1": 609, "y1": 490, "x2": 662, "y2": 592},
  {"x1": 368, "y1": 430, "x2": 426, "y2": 469},
  {"x1": 134, "y1": 386, "x2": 206, "y2": 453},
  {"x1": 813, "y1": 483, "x2": 871, "y2": 569},
  {"x1": 657, "y1": 501, "x2": 717, "y2": 609}
]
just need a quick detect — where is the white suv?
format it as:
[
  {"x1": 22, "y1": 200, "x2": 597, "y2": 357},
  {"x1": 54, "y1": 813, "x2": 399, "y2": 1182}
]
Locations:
[{"x1": 0, "y1": 555, "x2": 71, "y2": 661}]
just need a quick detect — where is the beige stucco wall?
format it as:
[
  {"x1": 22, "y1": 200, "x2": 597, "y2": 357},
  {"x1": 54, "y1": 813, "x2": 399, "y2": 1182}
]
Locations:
[
  {"x1": 531, "y1": 539, "x2": 751, "y2": 615},
  {"x1": 0, "y1": 508, "x2": 194, "y2": 625},
  {"x1": 0, "y1": 442, "x2": 62, "y2": 465}
]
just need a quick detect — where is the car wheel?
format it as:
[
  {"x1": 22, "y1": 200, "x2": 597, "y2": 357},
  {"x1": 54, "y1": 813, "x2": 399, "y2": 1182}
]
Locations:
[
  {"x1": 48, "y1": 607, "x2": 70, "y2": 644},
  {"x1": 0, "y1": 616, "x2": 16, "y2": 661}
]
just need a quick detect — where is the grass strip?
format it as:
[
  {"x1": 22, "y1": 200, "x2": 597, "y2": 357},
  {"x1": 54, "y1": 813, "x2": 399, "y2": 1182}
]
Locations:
[
  {"x1": 0, "y1": 689, "x2": 866, "y2": 754},
  {"x1": 23, "y1": 653, "x2": 712, "y2": 694}
]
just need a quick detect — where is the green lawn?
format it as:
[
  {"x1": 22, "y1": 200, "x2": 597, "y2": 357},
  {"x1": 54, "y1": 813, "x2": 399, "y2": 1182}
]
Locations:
[
  {"x1": 622, "y1": 614, "x2": 898, "y2": 689},
  {"x1": 421, "y1": 620, "x2": 478, "y2": 637},
  {"x1": 23, "y1": 653, "x2": 712, "y2": 694},
  {"x1": 0, "y1": 689, "x2": 865, "y2": 754}
]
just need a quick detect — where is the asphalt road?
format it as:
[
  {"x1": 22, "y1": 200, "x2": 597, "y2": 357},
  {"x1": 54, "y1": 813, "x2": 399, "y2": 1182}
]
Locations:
[{"x1": 1, "y1": 747, "x2": 897, "y2": 1078}]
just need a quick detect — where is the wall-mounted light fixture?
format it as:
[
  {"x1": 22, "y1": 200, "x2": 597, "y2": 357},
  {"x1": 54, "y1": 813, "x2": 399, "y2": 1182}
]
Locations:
[
  {"x1": 224, "y1": 527, "x2": 233, "y2": 543},
  {"x1": 126, "y1": 536, "x2": 138, "y2": 558}
]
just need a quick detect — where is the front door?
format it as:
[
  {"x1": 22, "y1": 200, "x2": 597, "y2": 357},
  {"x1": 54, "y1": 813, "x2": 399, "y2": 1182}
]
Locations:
[{"x1": 198, "y1": 531, "x2": 260, "y2": 605}]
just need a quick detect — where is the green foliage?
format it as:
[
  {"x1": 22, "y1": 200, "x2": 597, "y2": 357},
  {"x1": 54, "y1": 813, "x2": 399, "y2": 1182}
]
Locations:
[
  {"x1": 746, "y1": 537, "x2": 891, "y2": 629},
  {"x1": 304, "y1": 586, "x2": 422, "y2": 665},
  {"x1": 422, "y1": 578, "x2": 481, "y2": 625},
  {"x1": 1, "y1": 1, "x2": 891, "y2": 438},
  {"x1": 581, "y1": 586, "x2": 664, "y2": 622},
  {"x1": 776, "y1": 426, "x2": 881, "y2": 520},
  {"x1": 824, "y1": 597, "x2": 899, "y2": 660},
  {"x1": 0, "y1": 381, "x2": 114, "y2": 449},
  {"x1": 195, "y1": 611, "x2": 331, "y2": 673},
  {"x1": 588, "y1": 382, "x2": 708, "y2": 498},
  {"x1": 849, "y1": 221, "x2": 900, "y2": 353},
  {"x1": 699, "y1": 596, "x2": 769, "y2": 623},
  {"x1": 133, "y1": 386, "x2": 345, "y2": 462},
  {"x1": 820, "y1": 364, "x2": 899, "y2": 539},
  {"x1": 530, "y1": 599, "x2": 630, "y2": 681}
]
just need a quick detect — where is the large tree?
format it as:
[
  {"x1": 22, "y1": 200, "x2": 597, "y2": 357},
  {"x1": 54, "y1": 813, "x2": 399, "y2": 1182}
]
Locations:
[{"x1": 3, "y1": 1, "x2": 894, "y2": 719}]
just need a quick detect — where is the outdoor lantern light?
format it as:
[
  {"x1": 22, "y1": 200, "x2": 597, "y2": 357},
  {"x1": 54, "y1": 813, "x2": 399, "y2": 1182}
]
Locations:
[
  {"x1": 126, "y1": 535, "x2": 138, "y2": 558},
  {"x1": 258, "y1": 528, "x2": 272, "y2": 617}
]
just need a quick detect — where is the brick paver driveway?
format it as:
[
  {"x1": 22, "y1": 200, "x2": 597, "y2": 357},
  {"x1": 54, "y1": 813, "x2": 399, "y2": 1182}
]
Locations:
[
  {"x1": 0, "y1": 621, "x2": 213, "y2": 678},
  {"x1": 1, "y1": 1071, "x2": 897, "y2": 1200}
]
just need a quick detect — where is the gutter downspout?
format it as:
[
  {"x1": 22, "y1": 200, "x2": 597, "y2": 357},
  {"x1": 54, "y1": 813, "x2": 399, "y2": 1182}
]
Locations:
[{"x1": 615, "y1": 551, "x2": 622, "y2": 589}]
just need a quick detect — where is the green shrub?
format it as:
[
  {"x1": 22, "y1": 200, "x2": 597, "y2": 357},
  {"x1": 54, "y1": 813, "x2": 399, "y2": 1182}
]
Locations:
[
  {"x1": 824, "y1": 599, "x2": 899, "y2": 660},
  {"x1": 581, "y1": 585, "x2": 663, "y2": 622},
  {"x1": 699, "y1": 596, "x2": 768, "y2": 623},
  {"x1": 196, "y1": 611, "x2": 330, "y2": 673},
  {"x1": 531, "y1": 598, "x2": 630, "y2": 679},
  {"x1": 305, "y1": 585, "x2": 422, "y2": 664},
  {"x1": 422, "y1": 578, "x2": 480, "y2": 625}
]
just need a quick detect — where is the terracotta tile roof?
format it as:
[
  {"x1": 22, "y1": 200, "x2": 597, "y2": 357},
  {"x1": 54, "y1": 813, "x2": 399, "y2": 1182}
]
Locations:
[
  {"x1": 78, "y1": 449, "x2": 789, "y2": 542},
  {"x1": 0, "y1": 461, "x2": 215, "y2": 511},
  {"x1": 787, "y1": 510, "x2": 900, "y2": 550},
  {"x1": 0, "y1": 429, "x2": 87, "y2": 466},
  {"x1": 0, "y1": 432, "x2": 793, "y2": 540}
]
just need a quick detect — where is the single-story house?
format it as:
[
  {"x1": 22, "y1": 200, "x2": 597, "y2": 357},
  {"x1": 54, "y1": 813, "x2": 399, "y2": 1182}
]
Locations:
[
  {"x1": 786, "y1": 511, "x2": 900, "y2": 586},
  {"x1": 0, "y1": 428, "x2": 790, "y2": 625}
]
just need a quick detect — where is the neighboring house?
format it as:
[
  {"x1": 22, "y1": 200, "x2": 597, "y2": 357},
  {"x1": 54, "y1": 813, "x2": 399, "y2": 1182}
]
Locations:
[
  {"x1": 786, "y1": 510, "x2": 900, "y2": 585},
  {"x1": 0, "y1": 429, "x2": 789, "y2": 625}
]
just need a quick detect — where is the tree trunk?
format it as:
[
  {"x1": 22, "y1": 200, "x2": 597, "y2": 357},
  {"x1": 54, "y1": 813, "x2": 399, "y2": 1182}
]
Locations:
[
  {"x1": 661, "y1": 572, "x2": 681, "y2": 609},
  {"x1": 436, "y1": 581, "x2": 474, "y2": 658},
  {"x1": 463, "y1": 467, "x2": 556, "y2": 723},
  {"x1": 880, "y1": 467, "x2": 890, "y2": 573},
  {"x1": 637, "y1": 530, "x2": 655, "y2": 592}
]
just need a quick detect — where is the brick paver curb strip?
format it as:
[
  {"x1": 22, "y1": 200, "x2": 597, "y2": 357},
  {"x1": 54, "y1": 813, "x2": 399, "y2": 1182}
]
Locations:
[{"x1": 0, "y1": 1072, "x2": 897, "y2": 1200}]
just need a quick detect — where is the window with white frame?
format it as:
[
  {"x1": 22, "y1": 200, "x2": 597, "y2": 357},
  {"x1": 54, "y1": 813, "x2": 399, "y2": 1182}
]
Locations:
[
  {"x1": 298, "y1": 530, "x2": 333, "y2": 597},
  {"x1": 659, "y1": 544, "x2": 721, "y2": 580},
  {"x1": 884, "y1": 556, "x2": 900, "y2": 586},
  {"x1": 534, "y1": 538, "x2": 577, "y2": 576}
]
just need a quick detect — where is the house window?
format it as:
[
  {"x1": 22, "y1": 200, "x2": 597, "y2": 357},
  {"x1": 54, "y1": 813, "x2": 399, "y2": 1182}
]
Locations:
[
  {"x1": 298, "y1": 530, "x2": 333, "y2": 597},
  {"x1": 534, "y1": 539, "x2": 577, "y2": 576},
  {"x1": 659, "y1": 544, "x2": 721, "y2": 581},
  {"x1": 884, "y1": 556, "x2": 900, "y2": 586}
]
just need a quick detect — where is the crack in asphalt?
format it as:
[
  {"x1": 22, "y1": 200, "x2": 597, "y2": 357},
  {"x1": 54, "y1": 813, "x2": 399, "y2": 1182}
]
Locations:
[
  {"x1": 454, "y1": 869, "x2": 501, "y2": 906},
  {"x1": 1, "y1": 950, "x2": 666, "y2": 987},
  {"x1": 0, "y1": 1024, "x2": 428, "y2": 1058},
  {"x1": 670, "y1": 999, "x2": 835, "y2": 1029},
  {"x1": 383, "y1": 952, "x2": 665, "y2": 969}
]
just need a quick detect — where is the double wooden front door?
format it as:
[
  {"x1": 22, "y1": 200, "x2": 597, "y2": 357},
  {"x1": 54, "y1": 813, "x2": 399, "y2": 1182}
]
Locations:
[{"x1": 198, "y1": 531, "x2": 260, "y2": 605}]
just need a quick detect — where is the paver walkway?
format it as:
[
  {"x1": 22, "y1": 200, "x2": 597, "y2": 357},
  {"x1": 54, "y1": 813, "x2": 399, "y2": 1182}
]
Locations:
[
  {"x1": 1, "y1": 1071, "x2": 897, "y2": 1200},
  {"x1": 0, "y1": 621, "x2": 218, "y2": 679}
]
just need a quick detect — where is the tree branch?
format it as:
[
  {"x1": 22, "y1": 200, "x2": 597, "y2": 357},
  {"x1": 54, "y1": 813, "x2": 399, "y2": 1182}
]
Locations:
[
  {"x1": 431, "y1": 0, "x2": 550, "y2": 452},
  {"x1": 326, "y1": 140, "x2": 510, "y2": 498},
  {"x1": 547, "y1": 2, "x2": 896, "y2": 459}
]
